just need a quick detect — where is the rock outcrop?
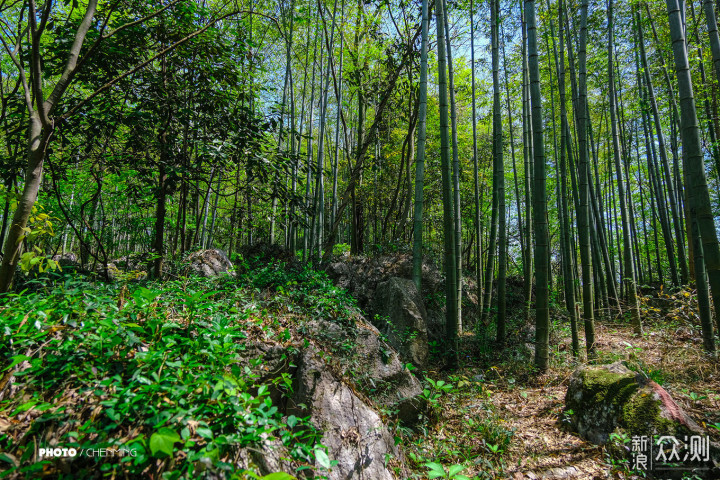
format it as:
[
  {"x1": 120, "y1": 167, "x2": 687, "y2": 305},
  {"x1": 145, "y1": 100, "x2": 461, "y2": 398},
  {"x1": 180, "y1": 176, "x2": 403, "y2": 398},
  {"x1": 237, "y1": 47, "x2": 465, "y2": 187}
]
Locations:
[
  {"x1": 565, "y1": 362, "x2": 720, "y2": 477},
  {"x1": 51, "y1": 252, "x2": 78, "y2": 268},
  {"x1": 187, "y1": 249, "x2": 235, "y2": 277},
  {"x1": 324, "y1": 254, "x2": 478, "y2": 340},
  {"x1": 292, "y1": 349, "x2": 404, "y2": 480},
  {"x1": 564, "y1": 362, "x2": 707, "y2": 444},
  {"x1": 302, "y1": 317, "x2": 425, "y2": 425},
  {"x1": 237, "y1": 314, "x2": 423, "y2": 479},
  {"x1": 371, "y1": 277, "x2": 429, "y2": 367}
]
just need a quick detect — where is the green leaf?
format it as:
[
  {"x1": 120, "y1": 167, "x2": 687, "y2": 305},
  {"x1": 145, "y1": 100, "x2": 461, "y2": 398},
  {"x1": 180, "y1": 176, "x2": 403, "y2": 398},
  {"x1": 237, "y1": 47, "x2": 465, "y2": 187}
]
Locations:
[
  {"x1": 261, "y1": 473, "x2": 296, "y2": 480},
  {"x1": 424, "y1": 462, "x2": 446, "y2": 479},
  {"x1": 4, "y1": 355, "x2": 30, "y2": 370},
  {"x1": 0, "y1": 452, "x2": 18, "y2": 467},
  {"x1": 315, "y1": 448, "x2": 331, "y2": 469},
  {"x1": 149, "y1": 428, "x2": 180, "y2": 457},
  {"x1": 447, "y1": 464, "x2": 465, "y2": 477}
]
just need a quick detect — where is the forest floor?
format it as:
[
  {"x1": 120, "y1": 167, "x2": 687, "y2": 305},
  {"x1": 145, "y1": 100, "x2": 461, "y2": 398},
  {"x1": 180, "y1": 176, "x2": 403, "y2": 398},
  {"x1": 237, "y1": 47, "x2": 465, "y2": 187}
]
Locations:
[
  {"x1": 3, "y1": 259, "x2": 720, "y2": 480},
  {"x1": 406, "y1": 289, "x2": 720, "y2": 479}
]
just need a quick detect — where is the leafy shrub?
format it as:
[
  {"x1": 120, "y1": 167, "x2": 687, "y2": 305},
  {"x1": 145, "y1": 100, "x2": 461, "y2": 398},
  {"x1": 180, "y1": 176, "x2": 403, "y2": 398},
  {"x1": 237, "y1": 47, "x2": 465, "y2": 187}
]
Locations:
[{"x1": 0, "y1": 270, "x2": 343, "y2": 479}]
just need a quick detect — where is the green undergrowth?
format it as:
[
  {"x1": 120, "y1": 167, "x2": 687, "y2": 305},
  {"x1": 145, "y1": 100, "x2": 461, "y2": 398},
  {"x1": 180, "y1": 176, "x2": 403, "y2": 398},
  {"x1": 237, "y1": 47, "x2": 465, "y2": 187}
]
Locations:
[
  {"x1": 401, "y1": 373, "x2": 515, "y2": 479},
  {"x1": 0, "y1": 263, "x2": 356, "y2": 479}
]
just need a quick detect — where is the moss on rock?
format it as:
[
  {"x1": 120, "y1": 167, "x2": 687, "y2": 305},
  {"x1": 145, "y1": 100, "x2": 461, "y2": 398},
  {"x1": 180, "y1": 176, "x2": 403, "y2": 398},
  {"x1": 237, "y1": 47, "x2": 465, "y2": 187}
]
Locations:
[
  {"x1": 622, "y1": 388, "x2": 674, "y2": 437},
  {"x1": 565, "y1": 361, "x2": 712, "y2": 449},
  {"x1": 576, "y1": 366, "x2": 640, "y2": 407}
]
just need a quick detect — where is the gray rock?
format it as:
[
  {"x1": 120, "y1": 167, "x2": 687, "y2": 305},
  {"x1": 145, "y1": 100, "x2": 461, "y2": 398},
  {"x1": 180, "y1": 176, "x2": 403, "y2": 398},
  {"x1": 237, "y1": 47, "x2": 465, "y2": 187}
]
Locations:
[
  {"x1": 187, "y1": 249, "x2": 235, "y2": 277},
  {"x1": 304, "y1": 317, "x2": 425, "y2": 425},
  {"x1": 291, "y1": 349, "x2": 406, "y2": 480},
  {"x1": 230, "y1": 313, "x2": 423, "y2": 479},
  {"x1": 565, "y1": 362, "x2": 713, "y2": 444},
  {"x1": 51, "y1": 252, "x2": 78, "y2": 267},
  {"x1": 371, "y1": 277, "x2": 429, "y2": 367},
  {"x1": 565, "y1": 362, "x2": 720, "y2": 478},
  {"x1": 350, "y1": 319, "x2": 425, "y2": 424},
  {"x1": 323, "y1": 254, "x2": 478, "y2": 342}
]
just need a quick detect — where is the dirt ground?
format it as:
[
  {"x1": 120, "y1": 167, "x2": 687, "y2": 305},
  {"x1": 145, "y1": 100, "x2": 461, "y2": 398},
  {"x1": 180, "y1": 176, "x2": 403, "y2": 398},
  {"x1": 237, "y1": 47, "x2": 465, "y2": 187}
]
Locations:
[{"x1": 410, "y1": 302, "x2": 720, "y2": 480}]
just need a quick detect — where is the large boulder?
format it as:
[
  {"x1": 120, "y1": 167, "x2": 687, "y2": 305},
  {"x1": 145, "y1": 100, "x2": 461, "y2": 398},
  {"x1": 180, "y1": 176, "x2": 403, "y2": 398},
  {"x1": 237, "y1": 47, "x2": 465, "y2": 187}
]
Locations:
[
  {"x1": 324, "y1": 255, "x2": 442, "y2": 313},
  {"x1": 291, "y1": 349, "x2": 406, "y2": 480},
  {"x1": 565, "y1": 362, "x2": 720, "y2": 478},
  {"x1": 303, "y1": 317, "x2": 425, "y2": 425},
  {"x1": 187, "y1": 249, "x2": 235, "y2": 277},
  {"x1": 565, "y1": 362, "x2": 716, "y2": 444},
  {"x1": 371, "y1": 277, "x2": 429, "y2": 367},
  {"x1": 51, "y1": 252, "x2": 78, "y2": 268},
  {"x1": 234, "y1": 314, "x2": 423, "y2": 479},
  {"x1": 324, "y1": 254, "x2": 478, "y2": 340}
]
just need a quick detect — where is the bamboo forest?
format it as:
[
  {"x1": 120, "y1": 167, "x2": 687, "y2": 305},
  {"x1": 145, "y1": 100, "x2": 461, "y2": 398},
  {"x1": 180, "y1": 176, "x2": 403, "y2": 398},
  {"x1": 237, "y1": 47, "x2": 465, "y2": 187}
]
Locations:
[{"x1": 2, "y1": 0, "x2": 720, "y2": 478}]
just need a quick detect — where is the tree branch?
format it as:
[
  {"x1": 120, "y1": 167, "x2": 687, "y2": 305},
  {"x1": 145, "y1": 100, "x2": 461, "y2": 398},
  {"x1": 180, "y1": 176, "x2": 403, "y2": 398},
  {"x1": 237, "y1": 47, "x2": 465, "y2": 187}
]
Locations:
[
  {"x1": 60, "y1": 9, "x2": 279, "y2": 121},
  {"x1": 0, "y1": 27, "x2": 32, "y2": 112},
  {"x1": 322, "y1": 22, "x2": 423, "y2": 261},
  {"x1": 28, "y1": 0, "x2": 47, "y2": 122},
  {"x1": 43, "y1": 0, "x2": 100, "y2": 120}
]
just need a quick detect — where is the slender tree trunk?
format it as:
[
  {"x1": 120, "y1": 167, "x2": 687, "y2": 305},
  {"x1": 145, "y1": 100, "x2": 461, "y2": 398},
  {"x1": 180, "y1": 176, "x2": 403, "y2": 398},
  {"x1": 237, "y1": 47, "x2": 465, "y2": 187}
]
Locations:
[
  {"x1": 667, "y1": 0, "x2": 720, "y2": 344},
  {"x1": 576, "y1": 0, "x2": 596, "y2": 357},
  {"x1": 554, "y1": 0, "x2": 579, "y2": 355},
  {"x1": 471, "y1": 0, "x2": 482, "y2": 317},
  {"x1": 526, "y1": 0, "x2": 550, "y2": 371},
  {"x1": 502, "y1": 27, "x2": 523, "y2": 304},
  {"x1": 492, "y1": 0, "x2": 506, "y2": 344},
  {"x1": 521, "y1": 2, "x2": 533, "y2": 322},
  {"x1": 436, "y1": 0, "x2": 458, "y2": 366},
  {"x1": 481, "y1": 162, "x2": 499, "y2": 324},
  {"x1": 412, "y1": 0, "x2": 430, "y2": 290},
  {"x1": 608, "y1": 0, "x2": 641, "y2": 334},
  {"x1": 442, "y1": 0, "x2": 463, "y2": 332},
  {"x1": 205, "y1": 172, "x2": 223, "y2": 249}
]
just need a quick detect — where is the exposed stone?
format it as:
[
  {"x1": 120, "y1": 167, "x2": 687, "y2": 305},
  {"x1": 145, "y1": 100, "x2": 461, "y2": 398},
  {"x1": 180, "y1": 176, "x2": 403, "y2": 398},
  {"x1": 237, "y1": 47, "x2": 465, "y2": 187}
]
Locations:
[
  {"x1": 51, "y1": 252, "x2": 78, "y2": 268},
  {"x1": 371, "y1": 277, "x2": 429, "y2": 367},
  {"x1": 187, "y1": 249, "x2": 235, "y2": 277},
  {"x1": 349, "y1": 320, "x2": 425, "y2": 424},
  {"x1": 303, "y1": 317, "x2": 425, "y2": 425},
  {"x1": 230, "y1": 313, "x2": 422, "y2": 478},
  {"x1": 565, "y1": 362, "x2": 716, "y2": 444},
  {"x1": 291, "y1": 349, "x2": 406, "y2": 480},
  {"x1": 564, "y1": 363, "x2": 645, "y2": 443},
  {"x1": 323, "y1": 254, "x2": 478, "y2": 341}
]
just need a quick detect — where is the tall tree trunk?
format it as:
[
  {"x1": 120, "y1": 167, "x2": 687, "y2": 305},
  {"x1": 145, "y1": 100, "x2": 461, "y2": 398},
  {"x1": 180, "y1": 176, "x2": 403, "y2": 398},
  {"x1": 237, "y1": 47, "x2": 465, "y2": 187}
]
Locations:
[
  {"x1": 576, "y1": 0, "x2": 596, "y2": 357},
  {"x1": 526, "y1": 0, "x2": 550, "y2": 371},
  {"x1": 412, "y1": 0, "x2": 430, "y2": 290},
  {"x1": 0, "y1": 0, "x2": 99, "y2": 292},
  {"x1": 492, "y1": 0, "x2": 506, "y2": 344},
  {"x1": 436, "y1": 0, "x2": 458, "y2": 366},
  {"x1": 521, "y1": 1, "x2": 534, "y2": 322},
  {"x1": 471, "y1": 0, "x2": 482, "y2": 315},
  {"x1": 442, "y1": 0, "x2": 463, "y2": 332},
  {"x1": 554, "y1": 0, "x2": 580, "y2": 355},
  {"x1": 607, "y1": 0, "x2": 641, "y2": 334},
  {"x1": 502, "y1": 26, "x2": 523, "y2": 309},
  {"x1": 667, "y1": 0, "x2": 720, "y2": 343}
]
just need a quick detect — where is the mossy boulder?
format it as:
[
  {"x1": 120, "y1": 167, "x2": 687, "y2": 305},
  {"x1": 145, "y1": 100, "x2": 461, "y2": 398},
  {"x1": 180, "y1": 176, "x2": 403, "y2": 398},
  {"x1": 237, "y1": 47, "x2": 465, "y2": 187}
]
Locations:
[{"x1": 564, "y1": 362, "x2": 704, "y2": 444}]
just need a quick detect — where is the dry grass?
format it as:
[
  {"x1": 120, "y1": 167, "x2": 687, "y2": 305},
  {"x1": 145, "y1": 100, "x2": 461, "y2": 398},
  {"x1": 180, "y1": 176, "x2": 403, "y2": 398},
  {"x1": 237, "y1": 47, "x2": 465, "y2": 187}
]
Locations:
[{"x1": 409, "y1": 289, "x2": 720, "y2": 479}]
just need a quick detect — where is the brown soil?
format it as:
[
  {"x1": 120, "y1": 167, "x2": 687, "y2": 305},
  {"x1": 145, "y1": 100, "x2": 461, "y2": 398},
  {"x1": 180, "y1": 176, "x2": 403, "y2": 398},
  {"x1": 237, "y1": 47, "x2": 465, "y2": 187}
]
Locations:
[{"x1": 410, "y1": 292, "x2": 720, "y2": 480}]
